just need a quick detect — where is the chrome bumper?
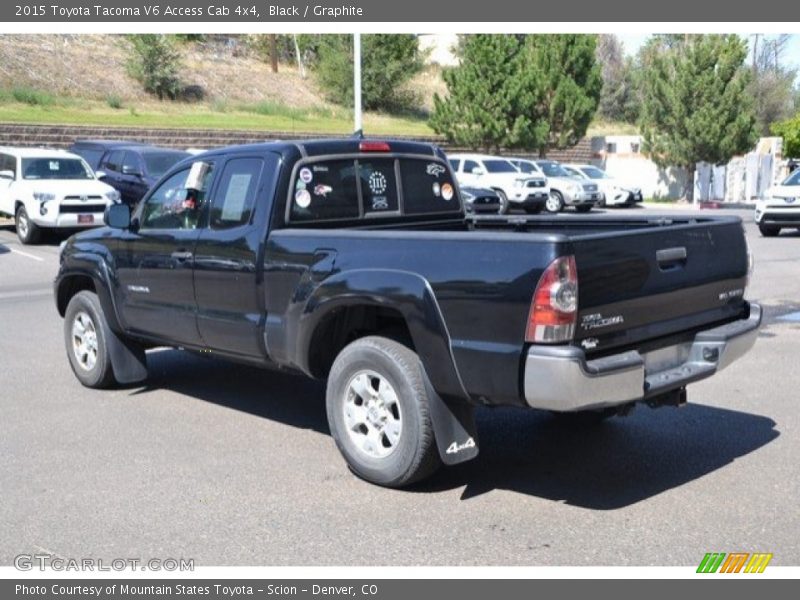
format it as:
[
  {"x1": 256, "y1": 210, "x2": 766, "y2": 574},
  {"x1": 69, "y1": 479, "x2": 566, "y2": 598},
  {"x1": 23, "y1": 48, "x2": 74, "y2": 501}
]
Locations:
[{"x1": 524, "y1": 304, "x2": 762, "y2": 412}]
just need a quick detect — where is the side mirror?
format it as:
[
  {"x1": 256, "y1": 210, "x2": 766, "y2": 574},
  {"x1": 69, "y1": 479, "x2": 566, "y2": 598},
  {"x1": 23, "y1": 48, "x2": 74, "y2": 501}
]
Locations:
[
  {"x1": 95, "y1": 170, "x2": 107, "y2": 180},
  {"x1": 122, "y1": 165, "x2": 142, "y2": 177},
  {"x1": 471, "y1": 167, "x2": 484, "y2": 176},
  {"x1": 0, "y1": 170, "x2": 14, "y2": 180},
  {"x1": 104, "y1": 203, "x2": 130, "y2": 229}
]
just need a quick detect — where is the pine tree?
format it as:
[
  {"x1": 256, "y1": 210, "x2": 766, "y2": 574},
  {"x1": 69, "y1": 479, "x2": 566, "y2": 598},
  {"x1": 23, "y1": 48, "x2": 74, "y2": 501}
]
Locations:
[
  {"x1": 521, "y1": 35, "x2": 602, "y2": 156},
  {"x1": 430, "y1": 34, "x2": 601, "y2": 156},
  {"x1": 639, "y1": 35, "x2": 757, "y2": 199},
  {"x1": 429, "y1": 35, "x2": 532, "y2": 152}
]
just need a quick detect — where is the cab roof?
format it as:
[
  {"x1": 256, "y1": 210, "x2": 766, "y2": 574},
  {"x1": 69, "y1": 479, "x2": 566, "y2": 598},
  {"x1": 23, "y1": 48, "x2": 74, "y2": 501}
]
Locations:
[{"x1": 0, "y1": 146, "x2": 82, "y2": 159}]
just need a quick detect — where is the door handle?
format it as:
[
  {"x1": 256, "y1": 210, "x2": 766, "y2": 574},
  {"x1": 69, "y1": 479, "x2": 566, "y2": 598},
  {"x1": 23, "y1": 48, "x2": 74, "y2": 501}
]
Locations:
[
  {"x1": 656, "y1": 246, "x2": 687, "y2": 271},
  {"x1": 171, "y1": 250, "x2": 193, "y2": 261}
]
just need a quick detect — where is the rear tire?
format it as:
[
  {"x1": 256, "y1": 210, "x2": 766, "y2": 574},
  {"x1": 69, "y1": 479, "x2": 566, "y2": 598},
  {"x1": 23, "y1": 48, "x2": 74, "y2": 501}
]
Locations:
[
  {"x1": 545, "y1": 191, "x2": 564, "y2": 213},
  {"x1": 326, "y1": 336, "x2": 442, "y2": 487},
  {"x1": 759, "y1": 224, "x2": 780, "y2": 237},
  {"x1": 15, "y1": 205, "x2": 41, "y2": 244},
  {"x1": 64, "y1": 291, "x2": 118, "y2": 389}
]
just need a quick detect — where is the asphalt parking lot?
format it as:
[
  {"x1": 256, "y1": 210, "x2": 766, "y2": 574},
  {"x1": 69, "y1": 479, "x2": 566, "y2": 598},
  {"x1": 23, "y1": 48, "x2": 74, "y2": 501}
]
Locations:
[{"x1": 1, "y1": 207, "x2": 798, "y2": 567}]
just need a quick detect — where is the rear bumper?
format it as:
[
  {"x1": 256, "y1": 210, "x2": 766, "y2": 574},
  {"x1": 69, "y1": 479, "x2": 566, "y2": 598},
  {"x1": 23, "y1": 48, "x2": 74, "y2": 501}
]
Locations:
[{"x1": 523, "y1": 303, "x2": 762, "y2": 412}]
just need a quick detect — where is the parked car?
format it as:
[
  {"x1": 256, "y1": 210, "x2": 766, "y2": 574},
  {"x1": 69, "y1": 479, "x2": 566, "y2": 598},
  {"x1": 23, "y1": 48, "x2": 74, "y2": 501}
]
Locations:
[
  {"x1": 97, "y1": 146, "x2": 191, "y2": 206},
  {"x1": 755, "y1": 168, "x2": 800, "y2": 236},
  {"x1": 68, "y1": 140, "x2": 145, "y2": 171},
  {"x1": 563, "y1": 163, "x2": 643, "y2": 207},
  {"x1": 460, "y1": 186, "x2": 503, "y2": 214},
  {"x1": 510, "y1": 158, "x2": 600, "y2": 213},
  {"x1": 0, "y1": 147, "x2": 120, "y2": 244},
  {"x1": 55, "y1": 138, "x2": 760, "y2": 487},
  {"x1": 448, "y1": 153, "x2": 548, "y2": 214}
]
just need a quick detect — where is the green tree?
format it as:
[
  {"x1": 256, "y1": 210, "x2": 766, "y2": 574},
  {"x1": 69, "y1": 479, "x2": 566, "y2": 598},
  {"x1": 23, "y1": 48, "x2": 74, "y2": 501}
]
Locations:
[
  {"x1": 125, "y1": 34, "x2": 182, "y2": 100},
  {"x1": 314, "y1": 34, "x2": 423, "y2": 112},
  {"x1": 639, "y1": 35, "x2": 757, "y2": 200},
  {"x1": 430, "y1": 34, "x2": 601, "y2": 155},
  {"x1": 771, "y1": 114, "x2": 800, "y2": 157},
  {"x1": 429, "y1": 35, "x2": 538, "y2": 151},
  {"x1": 521, "y1": 35, "x2": 602, "y2": 155}
]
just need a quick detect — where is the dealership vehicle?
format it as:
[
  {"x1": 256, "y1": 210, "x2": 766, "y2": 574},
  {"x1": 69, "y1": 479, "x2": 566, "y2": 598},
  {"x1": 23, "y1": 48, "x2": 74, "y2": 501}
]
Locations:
[
  {"x1": 460, "y1": 186, "x2": 503, "y2": 214},
  {"x1": 0, "y1": 147, "x2": 120, "y2": 244},
  {"x1": 97, "y1": 145, "x2": 191, "y2": 206},
  {"x1": 510, "y1": 158, "x2": 601, "y2": 213},
  {"x1": 68, "y1": 139, "x2": 145, "y2": 171},
  {"x1": 54, "y1": 138, "x2": 761, "y2": 487},
  {"x1": 448, "y1": 153, "x2": 548, "y2": 213},
  {"x1": 754, "y1": 169, "x2": 800, "y2": 236},
  {"x1": 563, "y1": 163, "x2": 643, "y2": 207}
]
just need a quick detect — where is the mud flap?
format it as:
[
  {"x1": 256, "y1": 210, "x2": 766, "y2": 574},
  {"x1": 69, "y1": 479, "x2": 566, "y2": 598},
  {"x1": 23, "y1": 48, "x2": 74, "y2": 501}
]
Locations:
[
  {"x1": 423, "y1": 372, "x2": 479, "y2": 465},
  {"x1": 102, "y1": 321, "x2": 148, "y2": 384}
]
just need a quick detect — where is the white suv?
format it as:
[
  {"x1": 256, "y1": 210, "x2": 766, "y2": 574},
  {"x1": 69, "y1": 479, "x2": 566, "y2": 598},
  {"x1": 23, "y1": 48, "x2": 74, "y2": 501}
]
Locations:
[
  {"x1": 448, "y1": 153, "x2": 549, "y2": 214},
  {"x1": 509, "y1": 158, "x2": 601, "y2": 213},
  {"x1": 563, "y1": 163, "x2": 643, "y2": 207},
  {"x1": 755, "y1": 169, "x2": 800, "y2": 237},
  {"x1": 0, "y1": 147, "x2": 120, "y2": 244}
]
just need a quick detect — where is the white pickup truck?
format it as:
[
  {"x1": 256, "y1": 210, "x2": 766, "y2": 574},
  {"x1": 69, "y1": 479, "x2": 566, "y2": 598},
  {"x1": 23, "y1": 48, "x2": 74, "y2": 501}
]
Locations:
[
  {"x1": 0, "y1": 147, "x2": 120, "y2": 244},
  {"x1": 448, "y1": 153, "x2": 549, "y2": 214}
]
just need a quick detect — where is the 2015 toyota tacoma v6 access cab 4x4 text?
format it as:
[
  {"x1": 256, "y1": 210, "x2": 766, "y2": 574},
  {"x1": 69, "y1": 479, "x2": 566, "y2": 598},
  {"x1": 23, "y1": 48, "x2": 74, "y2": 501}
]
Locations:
[{"x1": 54, "y1": 138, "x2": 761, "y2": 487}]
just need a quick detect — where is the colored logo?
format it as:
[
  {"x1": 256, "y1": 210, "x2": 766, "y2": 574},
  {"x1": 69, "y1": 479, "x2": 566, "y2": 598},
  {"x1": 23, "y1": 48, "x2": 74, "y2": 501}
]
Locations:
[{"x1": 696, "y1": 552, "x2": 773, "y2": 573}]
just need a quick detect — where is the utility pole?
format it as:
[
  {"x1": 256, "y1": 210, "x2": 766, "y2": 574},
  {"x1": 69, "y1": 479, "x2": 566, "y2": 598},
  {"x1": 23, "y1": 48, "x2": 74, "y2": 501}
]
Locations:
[
  {"x1": 269, "y1": 34, "x2": 278, "y2": 73},
  {"x1": 354, "y1": 33, "x2": 362, "y2": 136}
]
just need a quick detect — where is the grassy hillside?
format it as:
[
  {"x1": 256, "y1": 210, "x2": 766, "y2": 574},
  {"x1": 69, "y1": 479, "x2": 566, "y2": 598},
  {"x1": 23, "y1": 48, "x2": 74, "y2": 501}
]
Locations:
[
  {"x1": 0, "y1": 34, "x2": 435, "y2": 136},
  {"x1": 0, "y1": 34, "x2": 635, "y2": 138}
]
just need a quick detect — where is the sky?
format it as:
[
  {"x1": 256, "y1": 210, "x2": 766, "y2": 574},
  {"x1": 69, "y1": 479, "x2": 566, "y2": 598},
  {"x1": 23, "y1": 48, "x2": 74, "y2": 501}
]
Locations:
[{"x1": 618, "y1": 34, "x2": 800, "y2": 76}]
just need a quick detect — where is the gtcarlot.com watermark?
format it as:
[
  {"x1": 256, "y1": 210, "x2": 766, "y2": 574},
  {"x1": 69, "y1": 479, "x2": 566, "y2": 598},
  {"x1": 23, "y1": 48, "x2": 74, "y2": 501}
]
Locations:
[{"x1": 14, "y1": 554, "x2": 194, "y2": 572}]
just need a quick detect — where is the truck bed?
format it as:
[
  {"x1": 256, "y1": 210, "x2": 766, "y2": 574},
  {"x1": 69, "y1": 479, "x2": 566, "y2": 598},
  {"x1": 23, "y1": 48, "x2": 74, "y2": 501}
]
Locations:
[{"x1": 269, "y1": 213, "x2": 750, "y2": 406}]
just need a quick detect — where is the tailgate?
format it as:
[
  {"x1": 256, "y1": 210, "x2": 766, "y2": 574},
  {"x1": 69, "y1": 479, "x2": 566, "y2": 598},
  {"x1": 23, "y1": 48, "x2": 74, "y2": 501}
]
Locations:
[{"x1": 572, "y1": 218, "x2": 750, "y2": 353}]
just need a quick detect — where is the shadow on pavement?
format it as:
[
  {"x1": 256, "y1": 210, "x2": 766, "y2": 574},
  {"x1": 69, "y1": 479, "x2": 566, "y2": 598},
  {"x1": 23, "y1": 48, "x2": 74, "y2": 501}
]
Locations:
[
  {"x1": 130, "y1": 348, "x2": 778, "y2": 510},
  {"x1": 413, "y1": 403, "x2": 778, "y2": 508}
]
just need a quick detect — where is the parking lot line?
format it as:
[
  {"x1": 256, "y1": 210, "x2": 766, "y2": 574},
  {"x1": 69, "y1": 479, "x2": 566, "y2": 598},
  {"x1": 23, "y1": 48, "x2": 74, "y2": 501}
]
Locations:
[{"x1": 7, "y1": 247, "x2": 45, "y2": 262}]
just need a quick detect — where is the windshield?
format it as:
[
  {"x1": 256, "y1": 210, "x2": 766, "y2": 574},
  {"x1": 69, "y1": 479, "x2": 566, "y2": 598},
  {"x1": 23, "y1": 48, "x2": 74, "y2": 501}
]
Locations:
[
  {"x1": 73, "y1": 149, "x2": 104, "y2": 169},
  {"x1": 514, "y1": 161, "x2": 537, "y2": 174},
  {"x1": 537, "y1": 162, "x2": 571, "y2": 178},
  {"x1": 781, "y1": 170, "x2": 800, "y2": 186},
  {"x1": 483, "y1": 159, "x2": 518, "y2": 174},
  {"x1": 21, "y1": 158, "x2": 93, "y2": 180},
  {"x1": 581, "y1": 166, "x2": 610, "y2": 179},
  {"x1": 144, "y1": 152, "x2": 189, "y2": 179}
]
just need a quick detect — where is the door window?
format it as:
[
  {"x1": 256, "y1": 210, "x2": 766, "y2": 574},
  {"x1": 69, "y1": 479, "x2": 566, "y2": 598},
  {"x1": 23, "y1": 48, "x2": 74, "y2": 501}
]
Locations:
[
  {"x1": 463, "y1": 160, "x2": 480, "y2": 174},
  {"x1": 139, "y1": 163, "x2": 214, "y2": 230},
  {"x1": 208, "y1": 158, "x2": 263, "y2": 230},
  {"x1": 121, "y1": 152, "x2": 142, "y2": 175},
  {"x1": 104, "y1": 150, "x2": 125, "y2": 172}
]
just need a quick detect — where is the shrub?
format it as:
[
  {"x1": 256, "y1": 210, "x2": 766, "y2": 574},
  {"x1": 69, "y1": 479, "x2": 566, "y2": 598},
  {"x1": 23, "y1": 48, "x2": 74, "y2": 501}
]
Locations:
[
  {"x1": 9, "y1": 87, "x2": 54, "y2": 106},
  {"x1": 125, "y1": 34, "x2": 182, "y2": 100},
  {"x1": 106, "y1": 94, "x2": 123, "y2": 109}
]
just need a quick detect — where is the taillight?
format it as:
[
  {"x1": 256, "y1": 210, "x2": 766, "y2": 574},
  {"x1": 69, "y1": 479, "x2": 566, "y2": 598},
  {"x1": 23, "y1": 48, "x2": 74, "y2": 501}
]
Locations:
[
  {"x1": 526, "y1": 255, "x2": 578, "y2": 343},
  {"x1": 359, "y1": 141, "x2": 391, "y2": 152}
]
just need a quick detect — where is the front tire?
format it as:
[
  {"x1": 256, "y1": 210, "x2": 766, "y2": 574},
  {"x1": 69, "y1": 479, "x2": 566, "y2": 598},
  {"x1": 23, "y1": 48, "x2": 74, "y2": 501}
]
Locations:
[
  {"x1": 64, "y1": 291, "x2": 118, "y2": 389},
  {"x1": 326, "y1": 336, "x2": 441, "y2": 487},
  {"x1": 15, "y1": 205, "x2": 41, "y2": 244},
  {"x1": 494, "y1": 189, "x2": 509, "y2": 214},
  {"x1": 545, "y1": 191, "x2": 564, "y2": 213},
  {"x1": 759, "y1": 224, "x2": 780, "y2": 237}
]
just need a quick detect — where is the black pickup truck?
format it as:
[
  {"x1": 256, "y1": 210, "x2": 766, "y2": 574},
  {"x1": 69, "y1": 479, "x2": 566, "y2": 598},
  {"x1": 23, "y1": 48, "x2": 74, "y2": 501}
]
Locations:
[{"x1": 54, "y1": 138, "x2": 761, "y2": 487}]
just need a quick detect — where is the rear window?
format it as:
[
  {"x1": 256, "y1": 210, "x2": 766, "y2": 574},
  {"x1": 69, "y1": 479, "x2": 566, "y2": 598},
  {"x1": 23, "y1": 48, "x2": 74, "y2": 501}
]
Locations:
[
  {"x1": 288, "y1": 157, "x2": 458, "y2": 223},
  {"x1": 400, "y1": 159, "x2": 458, "y2": 214}
]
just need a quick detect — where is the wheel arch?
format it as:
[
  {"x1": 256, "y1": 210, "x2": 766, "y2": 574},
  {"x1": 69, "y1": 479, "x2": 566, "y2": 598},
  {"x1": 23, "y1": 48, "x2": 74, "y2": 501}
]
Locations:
[{"x1": 295, "y1": 269, "x2": 469, "y2": 402}]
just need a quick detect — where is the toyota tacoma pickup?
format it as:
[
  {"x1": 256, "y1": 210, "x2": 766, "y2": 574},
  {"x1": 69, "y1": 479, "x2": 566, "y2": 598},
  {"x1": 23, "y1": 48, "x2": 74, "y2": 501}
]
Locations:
[{"x1": 54, "y1": 138, "x2": 761, "y2": 487}]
